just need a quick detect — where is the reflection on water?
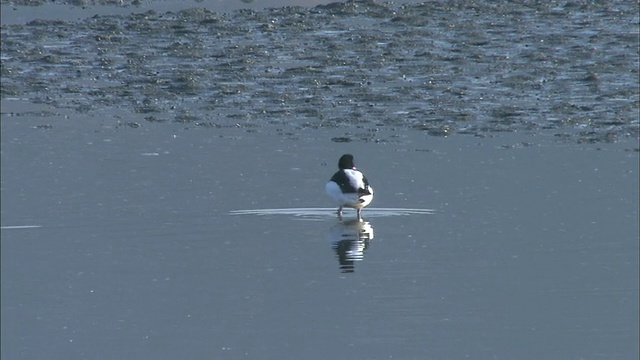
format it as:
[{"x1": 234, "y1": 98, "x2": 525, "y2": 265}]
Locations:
[
  {"x1": 229, "y1": 208, "x2": 431, "y2": 272},
  {"x1": 229, "y1": 207, "x2": 432, "y2": 272},
  {"x1": 327, "y1": 220, "x2": 374, "y2": 273}
]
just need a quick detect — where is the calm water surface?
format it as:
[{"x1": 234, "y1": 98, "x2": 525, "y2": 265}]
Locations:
[{"x1": 2, "y1": 106, "x2": 637, "y2": 359}]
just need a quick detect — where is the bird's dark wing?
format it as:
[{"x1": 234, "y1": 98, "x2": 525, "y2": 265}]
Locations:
[
  {"x1": 330, "y1": 170, "x2": 357, "y2": 193},
  {"x1": 358, "y1": 174, "x2": 372, "y2": 195}
]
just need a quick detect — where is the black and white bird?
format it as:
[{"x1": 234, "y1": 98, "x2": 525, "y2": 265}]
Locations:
[{"x1": 325, "y1": 154, "x2": 374, "y2": 221}]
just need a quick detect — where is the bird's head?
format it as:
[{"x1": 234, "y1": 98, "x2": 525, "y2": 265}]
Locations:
[{"x1": 338, "y1": 154, "x2": 355, "y2": 169}]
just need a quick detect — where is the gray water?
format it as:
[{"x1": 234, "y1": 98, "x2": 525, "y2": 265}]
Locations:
[{"x1": 1, "y1": 1, "x2": 639, "y2": 359}]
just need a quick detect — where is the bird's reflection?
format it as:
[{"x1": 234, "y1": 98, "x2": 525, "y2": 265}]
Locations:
[{"x1": 327, "y1": 220, "x2": 374, "y2": 273}]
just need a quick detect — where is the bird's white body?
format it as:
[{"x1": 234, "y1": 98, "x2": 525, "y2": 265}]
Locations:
[
  {"x1": 326, "y1": 163, "x2": 374, "y2": 221},
  {"x1": 325, "y1": 172, "x2": 374, "y2": 209}
]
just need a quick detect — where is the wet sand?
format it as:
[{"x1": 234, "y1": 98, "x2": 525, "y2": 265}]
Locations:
[
  {"x1": 1, "y1": 1, "x2": 639, "y2": 359},
  {"x1": 1, "y1": 0, "x2": 638, "y2": 143}
]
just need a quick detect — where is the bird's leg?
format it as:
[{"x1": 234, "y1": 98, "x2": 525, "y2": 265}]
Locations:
[
  {"x1": 356, "y1": 208, "x2": 362, "y2": 222},
  {"x1": 337, "y1": 206, "x2": 343, "y2": 220}
]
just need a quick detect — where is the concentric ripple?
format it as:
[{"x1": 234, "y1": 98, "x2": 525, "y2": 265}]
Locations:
[{"x1": 229, "y1": 207, "x2": 435, "y2": 220}]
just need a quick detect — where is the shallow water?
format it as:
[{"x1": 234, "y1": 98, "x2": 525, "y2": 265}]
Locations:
[
  {"x1": 2, "y1": 103, "x2": 638, "y2": 359},
  {"x1": 1, "y1": 1, "x2": 639, "y2": 359}
]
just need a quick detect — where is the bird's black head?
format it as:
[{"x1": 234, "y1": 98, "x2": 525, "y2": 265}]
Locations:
[{"x1": 338, "y1": 154, "x2": 355, "y2": 169}]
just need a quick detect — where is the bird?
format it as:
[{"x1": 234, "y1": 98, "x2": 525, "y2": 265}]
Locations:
[{"x1": 325, "y1": 154, "x2": 374, "y2": 221}]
